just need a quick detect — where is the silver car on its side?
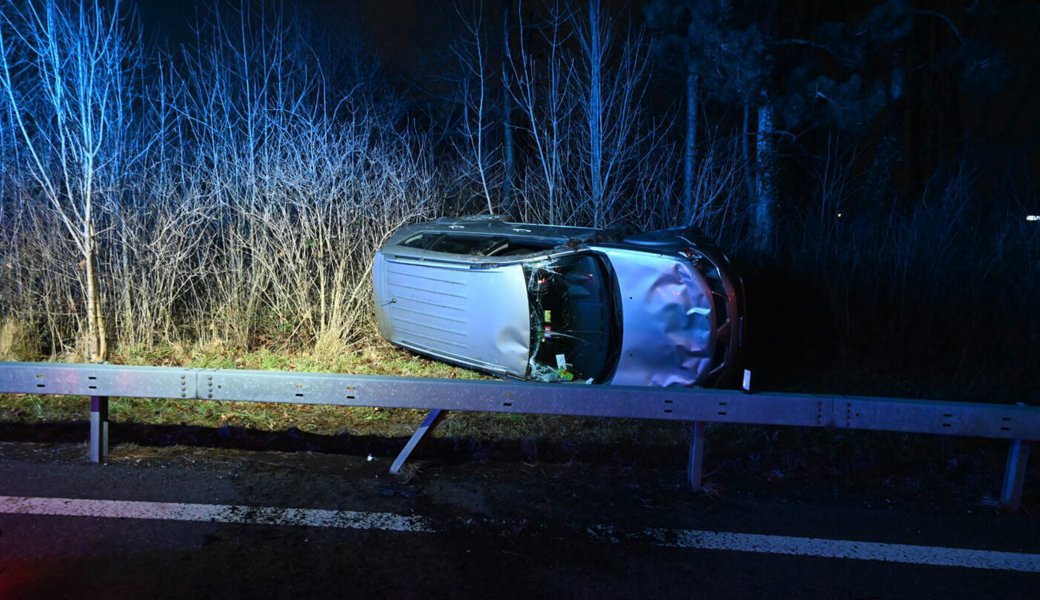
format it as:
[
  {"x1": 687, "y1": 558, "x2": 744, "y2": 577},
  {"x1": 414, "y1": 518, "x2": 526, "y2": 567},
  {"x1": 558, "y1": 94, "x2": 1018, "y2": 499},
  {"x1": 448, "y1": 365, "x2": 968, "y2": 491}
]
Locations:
[{"x1": 372, "y1": 216, "x2": 744, "y2": 387}]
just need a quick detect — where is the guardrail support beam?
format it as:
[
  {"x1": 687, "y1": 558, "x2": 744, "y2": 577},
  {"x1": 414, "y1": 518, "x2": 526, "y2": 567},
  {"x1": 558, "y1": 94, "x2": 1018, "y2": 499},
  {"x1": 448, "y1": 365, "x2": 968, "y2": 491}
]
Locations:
[
  {"x1": 1001, "y1": 438, "x2": 1031, "y2": 512},
  {"x1": 2, "y1": 362, "x2": 1038, "y2": 509},
  {"x1": 688, "y1": 421, "x2": 706, "y2": 491},
  {"x1": 390, "y1": 409, "x2": 446, "y2": 475},
  {"x1": 89, "y1": 395, "x2": 109, "y2": 463}
]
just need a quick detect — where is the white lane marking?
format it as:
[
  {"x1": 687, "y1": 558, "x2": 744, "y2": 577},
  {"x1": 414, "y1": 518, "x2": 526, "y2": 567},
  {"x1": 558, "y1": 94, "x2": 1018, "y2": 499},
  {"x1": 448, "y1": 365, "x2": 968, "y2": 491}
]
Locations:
[
  {"x1": 0, "y1": 495, "x2": 433, "y2": 533},
  {"x1": 1, "y1": 495, "x2": 1038, "y2": 573},
  {"x1": 646, "y1": 529, "x2": 1040, "y2": 574}
]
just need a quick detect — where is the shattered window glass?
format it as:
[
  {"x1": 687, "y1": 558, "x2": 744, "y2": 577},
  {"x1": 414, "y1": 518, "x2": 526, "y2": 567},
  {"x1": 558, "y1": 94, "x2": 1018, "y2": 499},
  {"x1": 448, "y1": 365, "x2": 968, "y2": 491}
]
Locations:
[{"x1": 524, "y1": 253, "x2": 617, "y2": 383}]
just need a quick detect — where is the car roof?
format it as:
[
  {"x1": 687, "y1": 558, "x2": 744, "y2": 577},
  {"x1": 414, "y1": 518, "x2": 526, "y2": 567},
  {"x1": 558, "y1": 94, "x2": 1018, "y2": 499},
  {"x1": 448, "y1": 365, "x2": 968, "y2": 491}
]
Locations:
[
  {"x1": 378, "y1": 216, "x2": 596, "y2": 262},
  {"x1": 381, "y1": 215, "x2": 737, "y2": 261},
  {"x1": 373, "y1": 253, "x2": 532, "y2": 376},
  {"x1": 398, "y1": 215, "x2": 608, "y2": 239}
]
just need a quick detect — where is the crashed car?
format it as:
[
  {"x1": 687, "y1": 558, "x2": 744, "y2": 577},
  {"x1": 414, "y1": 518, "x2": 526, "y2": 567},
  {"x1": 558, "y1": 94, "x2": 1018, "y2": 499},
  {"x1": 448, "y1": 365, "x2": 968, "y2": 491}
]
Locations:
[{"x1": 372, "y1": 215, "x2": 744, "y2": 387}]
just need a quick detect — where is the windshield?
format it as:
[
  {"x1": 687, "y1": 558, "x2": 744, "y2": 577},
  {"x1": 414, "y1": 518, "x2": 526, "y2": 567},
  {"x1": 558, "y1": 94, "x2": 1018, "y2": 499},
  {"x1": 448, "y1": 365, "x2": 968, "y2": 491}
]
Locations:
[{"x1": 524, "y1": 253, "x2": 618, "y2": 383}]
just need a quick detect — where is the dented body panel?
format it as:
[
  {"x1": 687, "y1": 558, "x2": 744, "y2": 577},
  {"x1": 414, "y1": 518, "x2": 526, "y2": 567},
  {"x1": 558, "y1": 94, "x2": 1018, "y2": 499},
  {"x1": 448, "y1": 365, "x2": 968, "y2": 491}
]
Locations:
[{"x1": 594, "y1": 247, "x2": 714, "y2": 387}]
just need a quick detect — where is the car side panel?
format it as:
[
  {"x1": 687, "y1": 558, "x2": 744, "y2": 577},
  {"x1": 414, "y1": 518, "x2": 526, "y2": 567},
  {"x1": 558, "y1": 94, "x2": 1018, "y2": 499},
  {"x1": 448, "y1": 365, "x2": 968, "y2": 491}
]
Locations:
[{"x1": 373, "y1": 253, "x2": 531, "y2": 377}]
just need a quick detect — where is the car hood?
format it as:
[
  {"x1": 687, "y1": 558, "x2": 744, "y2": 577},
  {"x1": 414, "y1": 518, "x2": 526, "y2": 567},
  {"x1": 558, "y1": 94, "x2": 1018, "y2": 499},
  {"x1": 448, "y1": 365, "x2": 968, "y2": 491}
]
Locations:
[
  {"x1": 373, "y1": 254, "x2": 531, "y2": 377},
  {"x1": 595, "y1": 247, "x2": 715, "y2": 387}
]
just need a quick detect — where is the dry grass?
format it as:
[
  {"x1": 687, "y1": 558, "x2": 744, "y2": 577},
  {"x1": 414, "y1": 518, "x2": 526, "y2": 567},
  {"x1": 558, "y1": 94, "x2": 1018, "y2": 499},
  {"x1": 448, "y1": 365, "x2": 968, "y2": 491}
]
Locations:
[{"x1": 0, "y1": 317, "x2": 37, "y2": 361}]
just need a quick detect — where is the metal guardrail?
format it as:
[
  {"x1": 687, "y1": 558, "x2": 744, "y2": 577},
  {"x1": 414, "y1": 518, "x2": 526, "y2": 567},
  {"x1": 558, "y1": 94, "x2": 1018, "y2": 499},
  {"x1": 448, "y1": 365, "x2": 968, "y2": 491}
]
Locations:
[{"x1": 0, "y1": 361, "x2": 1036, "y2": 510}]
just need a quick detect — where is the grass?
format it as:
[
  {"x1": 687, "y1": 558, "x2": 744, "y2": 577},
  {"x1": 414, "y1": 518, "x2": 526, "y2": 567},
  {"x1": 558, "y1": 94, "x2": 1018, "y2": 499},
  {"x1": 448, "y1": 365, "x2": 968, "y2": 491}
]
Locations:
[{"x1": 0, "y1": 317, "x2": 38, "y2": 362}]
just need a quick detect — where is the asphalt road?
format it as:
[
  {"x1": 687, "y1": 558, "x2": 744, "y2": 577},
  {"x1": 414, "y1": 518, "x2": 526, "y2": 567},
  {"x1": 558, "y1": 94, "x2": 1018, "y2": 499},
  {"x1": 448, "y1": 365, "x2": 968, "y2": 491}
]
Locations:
[{"x1": 1, "y1": 441, "x2": 1038, "y2": 599}]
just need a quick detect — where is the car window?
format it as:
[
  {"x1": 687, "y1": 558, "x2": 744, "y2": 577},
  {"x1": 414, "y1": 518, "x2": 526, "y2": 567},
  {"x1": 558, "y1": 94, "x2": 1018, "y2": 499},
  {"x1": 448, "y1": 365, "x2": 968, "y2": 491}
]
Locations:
[{"x1": 524, "y1": 253, "x2": 617, "y2": 383}]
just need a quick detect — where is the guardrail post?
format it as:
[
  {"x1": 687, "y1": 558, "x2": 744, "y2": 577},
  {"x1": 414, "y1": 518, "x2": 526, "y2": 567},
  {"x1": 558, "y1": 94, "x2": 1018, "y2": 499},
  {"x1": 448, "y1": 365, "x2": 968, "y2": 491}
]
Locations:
[
  {"x1": 1001, "y1": 438, "x2": 1031, "y2": 512},
  {"x1": 89, "y1": 395, "x2": 109, "y2": 463},
  {"x1": 390, "y1": 409, "x2": 446, "y2": 475},
  {"x1": 688, "y1": 421, "x2": 706, "y2": 491}
]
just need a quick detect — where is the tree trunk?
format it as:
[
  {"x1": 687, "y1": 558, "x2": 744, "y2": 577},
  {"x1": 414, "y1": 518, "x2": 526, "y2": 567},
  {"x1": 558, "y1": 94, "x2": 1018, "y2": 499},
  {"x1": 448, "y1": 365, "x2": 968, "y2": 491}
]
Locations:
[
  {"x1": 500, "y1": 0, "x2": 514, "y2": 217},
  {"x1": 119, "y1": 218, "x2": 133, "y2": 345},
  {"x1": 683, "y1": 69, "x2": 699, "y2": 225},
  {"x1": 741, "y1": 101, "x2": 754, "y2": 211},
  {"x1": 753, "y1": 96, "x2": 777, "y2": 254},
  {"x1": 587, "y1": 0, "x2": 604, "y2": 228},
  {"x1": 84, "y1": 225, "x2": 107, "y2": 362}
]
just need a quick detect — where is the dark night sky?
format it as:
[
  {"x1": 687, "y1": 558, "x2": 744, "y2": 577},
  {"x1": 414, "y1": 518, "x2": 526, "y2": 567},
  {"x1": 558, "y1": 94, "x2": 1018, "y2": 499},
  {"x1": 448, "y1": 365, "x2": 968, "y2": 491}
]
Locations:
[
  {"x1": 127, "y1": 0, "x2": 1039, "y2": 179},
  {"x1": 131, "y1": 0, "x2": 651, "y2": 81},
  {"x1": 133, "y1": 0, "x2": 468, "y2": 78}
]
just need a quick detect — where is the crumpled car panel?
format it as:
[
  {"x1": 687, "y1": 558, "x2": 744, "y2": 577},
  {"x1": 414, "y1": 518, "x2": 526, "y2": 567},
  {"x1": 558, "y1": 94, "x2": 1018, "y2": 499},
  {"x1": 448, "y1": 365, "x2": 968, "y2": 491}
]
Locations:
[{"x1": 595, "y1": 247, "x2": 714, "y2": 387}]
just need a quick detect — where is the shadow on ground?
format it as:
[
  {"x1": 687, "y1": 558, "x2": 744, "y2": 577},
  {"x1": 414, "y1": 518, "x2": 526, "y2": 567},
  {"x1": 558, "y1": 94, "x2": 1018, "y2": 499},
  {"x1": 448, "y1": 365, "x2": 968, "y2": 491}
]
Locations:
[{"x1": 0, "y1": 419, "x2": 692, "y2": 468}]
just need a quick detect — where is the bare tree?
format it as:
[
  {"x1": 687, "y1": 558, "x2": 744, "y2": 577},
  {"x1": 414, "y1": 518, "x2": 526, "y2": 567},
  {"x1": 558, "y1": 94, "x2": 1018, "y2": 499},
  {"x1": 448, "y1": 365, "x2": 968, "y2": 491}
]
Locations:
[
  {"x1": 500, "y1": 0, "x2": 515, "y2": 216},
  {"x1": 574, "y1": 0, "x2": 652, "y2": 227},
  {"x1": 107, "y1": 59, "x2": 213, "y2": 349},
  {"x1": 581, "y1": 0, "x2": 605, "y2": 227},
  {"x1": 453, "y1": 3, "x2": 499, "y2": 214},
  {"x1": 172, "y1": 2, "x2": 444, "y2": 352},
  {"x1": 0, "y1": 0, "x2": 140, "y2": 361},
  {"x1": 510, "y1": 0, "x2": 575, "y2": 224},
  {"x1": 752, "y1": 92, "x2": 777, "y2": 252}
]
